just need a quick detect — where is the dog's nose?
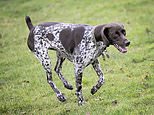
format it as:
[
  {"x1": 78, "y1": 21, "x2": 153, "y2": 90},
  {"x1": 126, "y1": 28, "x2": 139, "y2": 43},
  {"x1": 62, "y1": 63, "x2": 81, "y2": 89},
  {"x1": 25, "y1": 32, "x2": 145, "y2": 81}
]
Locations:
[{"x1": 125, "y1": 40, "x2": 130, "y2": 46}]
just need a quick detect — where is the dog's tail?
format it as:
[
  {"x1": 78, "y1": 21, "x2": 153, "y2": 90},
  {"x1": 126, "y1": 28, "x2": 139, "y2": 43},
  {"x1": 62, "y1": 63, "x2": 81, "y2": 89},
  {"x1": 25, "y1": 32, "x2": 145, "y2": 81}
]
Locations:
[{"x1": 25, "y1": 16, "x2": 34, "y2": 30}]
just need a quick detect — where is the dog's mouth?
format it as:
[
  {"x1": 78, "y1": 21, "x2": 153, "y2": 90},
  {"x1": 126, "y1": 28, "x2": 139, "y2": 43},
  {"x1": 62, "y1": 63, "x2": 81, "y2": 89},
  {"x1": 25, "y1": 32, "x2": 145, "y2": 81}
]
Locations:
[{"x1": 114, "y1": 44, "x2": 127, "y2": 53}]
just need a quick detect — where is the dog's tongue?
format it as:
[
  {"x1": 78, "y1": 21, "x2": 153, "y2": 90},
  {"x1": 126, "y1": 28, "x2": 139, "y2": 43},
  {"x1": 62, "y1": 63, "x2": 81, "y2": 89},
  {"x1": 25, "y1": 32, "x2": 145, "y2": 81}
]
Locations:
[
  {"x1": 120, "y1": 47, "x2": 127, "y2": 53},
  {"x1": 114, "y1": 44, "x2": 127, "y2": 53}
]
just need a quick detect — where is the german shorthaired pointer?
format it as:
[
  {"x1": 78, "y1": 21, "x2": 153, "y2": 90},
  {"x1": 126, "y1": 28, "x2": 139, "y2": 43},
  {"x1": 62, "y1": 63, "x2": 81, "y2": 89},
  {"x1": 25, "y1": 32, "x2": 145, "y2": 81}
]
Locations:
[{"x1": 25, "y1": 16, "x2": 130, "y2": 105}]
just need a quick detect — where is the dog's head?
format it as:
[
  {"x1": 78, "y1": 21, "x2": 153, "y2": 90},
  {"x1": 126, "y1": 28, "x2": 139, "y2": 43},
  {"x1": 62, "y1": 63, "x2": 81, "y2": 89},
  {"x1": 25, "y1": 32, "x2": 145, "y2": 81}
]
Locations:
[{"x1": 95, "y1": 23, "x2": 130, "y2": 53}]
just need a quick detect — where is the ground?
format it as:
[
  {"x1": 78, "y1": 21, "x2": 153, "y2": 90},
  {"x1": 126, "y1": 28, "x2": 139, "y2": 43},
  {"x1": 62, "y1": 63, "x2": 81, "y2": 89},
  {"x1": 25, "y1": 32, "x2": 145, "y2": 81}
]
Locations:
[{"x1": 0, "y1": 0, "x2": 154, "y2": 114}]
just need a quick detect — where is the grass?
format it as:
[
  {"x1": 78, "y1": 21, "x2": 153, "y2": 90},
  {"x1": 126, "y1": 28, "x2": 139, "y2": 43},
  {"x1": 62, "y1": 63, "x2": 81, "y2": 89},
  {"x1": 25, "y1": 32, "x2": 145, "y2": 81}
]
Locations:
[{"x1": 0, "y1": 0, "x2": 154, "y2": 114}]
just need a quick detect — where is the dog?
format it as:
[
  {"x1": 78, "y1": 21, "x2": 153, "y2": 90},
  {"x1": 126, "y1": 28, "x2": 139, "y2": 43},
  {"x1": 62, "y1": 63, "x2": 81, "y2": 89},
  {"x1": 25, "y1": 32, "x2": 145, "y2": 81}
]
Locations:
[{"x1": 25, "y1": 16, "x2": 130, "y2": 105}]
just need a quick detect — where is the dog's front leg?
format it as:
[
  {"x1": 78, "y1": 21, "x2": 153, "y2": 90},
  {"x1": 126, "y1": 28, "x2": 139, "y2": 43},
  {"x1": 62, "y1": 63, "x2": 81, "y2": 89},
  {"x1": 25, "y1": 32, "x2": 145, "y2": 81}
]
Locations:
[
  {"x1": 91, "y1": 59, "x2": 105, "y2": 95},
  {"x1": 74, "y1": 65, "x2": 84, "y2": 105}
]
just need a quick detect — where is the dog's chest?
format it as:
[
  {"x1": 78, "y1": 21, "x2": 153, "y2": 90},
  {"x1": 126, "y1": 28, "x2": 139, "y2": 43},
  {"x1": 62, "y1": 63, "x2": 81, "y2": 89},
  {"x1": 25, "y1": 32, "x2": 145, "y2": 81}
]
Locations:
[{"x1": 73, "y1": 30, "x2": 106, "y2": 66}]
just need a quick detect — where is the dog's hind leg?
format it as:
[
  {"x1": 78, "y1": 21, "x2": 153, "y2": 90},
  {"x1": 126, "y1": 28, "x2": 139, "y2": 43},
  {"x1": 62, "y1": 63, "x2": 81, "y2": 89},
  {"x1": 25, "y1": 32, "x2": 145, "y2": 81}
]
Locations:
[
  {"x1": 91, "y1": 59, "x2": 105, "y2": 95},
  {"x1": 54, "y1": 52, "x2": 73, "y2": 90},
  {"x1": 34, "y1": 49, "x2": 66, "y2": 102}
]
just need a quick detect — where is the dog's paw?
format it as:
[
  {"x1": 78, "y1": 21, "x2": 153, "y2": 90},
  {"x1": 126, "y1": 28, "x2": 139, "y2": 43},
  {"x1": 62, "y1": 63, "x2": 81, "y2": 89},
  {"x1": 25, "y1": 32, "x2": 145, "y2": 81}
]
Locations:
[
  {"x1": 64, "y1": 84, "x2": 73, "y2": 90},
  {"x1": 91, "y1": 86, "x2": 98, "y2": 95},
  {"x1": 75, "y1": 92, "x2": 85, "y2": 106},
  {"x1": 78, "y1": 99, "x2": 85, "y2": 106},
  {"x1": 78, "y1": 96, "x2": 85, "y2": 106},
  {"x1": 57, "y1": 93, "x2": 66, "y2": 102}
]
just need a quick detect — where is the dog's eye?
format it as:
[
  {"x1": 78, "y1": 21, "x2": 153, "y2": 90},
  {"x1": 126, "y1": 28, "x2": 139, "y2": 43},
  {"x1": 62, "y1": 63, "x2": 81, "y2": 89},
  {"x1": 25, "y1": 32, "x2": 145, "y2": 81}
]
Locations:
[
  {"x1": 115, "y1": 31, "x2": 120, "y2": 36},
  {"x1": 121, "y1": 29, "x2": 126, "y2": 36}
]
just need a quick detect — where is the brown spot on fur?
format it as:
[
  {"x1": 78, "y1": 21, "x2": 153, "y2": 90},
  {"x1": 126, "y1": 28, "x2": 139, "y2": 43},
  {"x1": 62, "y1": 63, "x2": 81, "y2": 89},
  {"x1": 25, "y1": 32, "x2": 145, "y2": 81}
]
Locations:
[
  {"x1": 46, "y1": 33, "x2": 54, "y2": 42},
  {"x1": 59, "y1": 27, "x2": 85, "y2": 53}
]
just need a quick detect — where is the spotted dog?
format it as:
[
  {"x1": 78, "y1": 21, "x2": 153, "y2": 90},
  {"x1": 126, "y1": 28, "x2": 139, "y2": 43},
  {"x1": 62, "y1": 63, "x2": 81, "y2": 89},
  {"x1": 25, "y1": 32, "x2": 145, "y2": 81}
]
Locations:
[{"x1": 25, "y1": 16, "x2": 130, "y2": 105}]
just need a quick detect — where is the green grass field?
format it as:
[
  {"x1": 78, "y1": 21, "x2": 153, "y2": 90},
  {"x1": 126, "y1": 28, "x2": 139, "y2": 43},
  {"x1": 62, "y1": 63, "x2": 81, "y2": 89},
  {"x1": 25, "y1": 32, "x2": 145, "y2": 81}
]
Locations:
[{"x1": 0, "y1": 0, "x2": 154, "y2": 114}]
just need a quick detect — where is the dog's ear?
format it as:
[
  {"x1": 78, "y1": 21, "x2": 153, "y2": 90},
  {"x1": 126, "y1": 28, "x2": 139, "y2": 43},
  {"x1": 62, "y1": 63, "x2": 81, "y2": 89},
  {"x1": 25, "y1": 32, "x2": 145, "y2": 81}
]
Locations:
[
  {"x1": 101, "y1": 26, "x2": 110, "y2": 39},
  {"x1": 100, "y1": 24, "x2": 112, "y2": 46}
]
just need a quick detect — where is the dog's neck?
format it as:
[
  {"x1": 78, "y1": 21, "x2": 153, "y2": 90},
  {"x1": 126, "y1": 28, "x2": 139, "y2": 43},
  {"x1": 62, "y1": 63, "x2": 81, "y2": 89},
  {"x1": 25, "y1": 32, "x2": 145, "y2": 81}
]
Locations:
[{"x1": 94, "y1": 25, "x2": 110, "y2": 47}]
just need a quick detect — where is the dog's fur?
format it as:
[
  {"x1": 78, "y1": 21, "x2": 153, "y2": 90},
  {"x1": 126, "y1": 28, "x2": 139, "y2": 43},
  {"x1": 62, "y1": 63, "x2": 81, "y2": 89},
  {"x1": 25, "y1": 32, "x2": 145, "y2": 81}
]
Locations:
[{"x1": 25, "y1": 16, "x2": 130, "y2": 105}]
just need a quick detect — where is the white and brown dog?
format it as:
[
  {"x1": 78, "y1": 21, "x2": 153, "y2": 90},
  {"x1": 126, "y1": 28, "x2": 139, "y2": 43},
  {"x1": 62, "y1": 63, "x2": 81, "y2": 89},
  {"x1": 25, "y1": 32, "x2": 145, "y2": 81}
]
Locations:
[{"x1": 25, "y1": 16, "x2": 130, "y2": 105}]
